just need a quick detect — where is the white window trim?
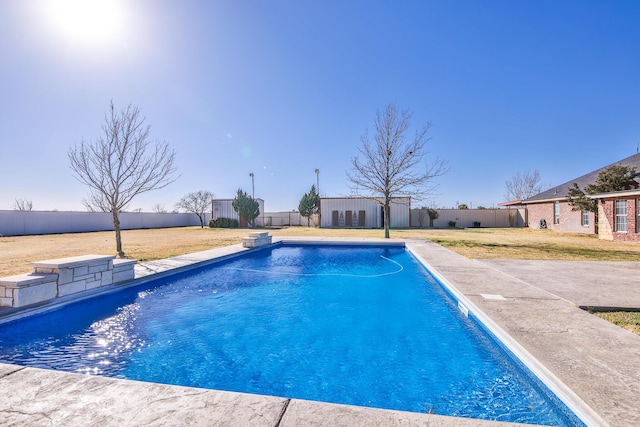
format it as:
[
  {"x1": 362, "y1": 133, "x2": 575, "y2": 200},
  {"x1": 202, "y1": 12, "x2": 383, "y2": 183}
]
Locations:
[{"x1": 615, "y1": 200, "x2": 628, "y2": 233}]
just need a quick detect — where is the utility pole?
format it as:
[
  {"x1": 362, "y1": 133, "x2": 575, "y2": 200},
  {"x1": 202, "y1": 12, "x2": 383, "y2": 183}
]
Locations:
[{"x1": 315, "y1": 169, "x2": 320, "y2": 227}]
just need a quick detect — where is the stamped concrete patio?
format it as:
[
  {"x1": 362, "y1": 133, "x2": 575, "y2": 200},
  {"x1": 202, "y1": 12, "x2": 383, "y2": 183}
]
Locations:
[{"x1": 0, "y1": 237, "x2": 639, "y2": 426}]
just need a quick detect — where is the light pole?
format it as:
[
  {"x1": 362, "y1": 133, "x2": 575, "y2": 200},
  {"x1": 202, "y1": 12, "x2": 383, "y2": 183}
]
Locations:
[
  {"x1": 249, "y1": 172, "x2": 254, "y2": 199},
  {"x1": 315, "y1": 169, "x2": 320, "y2": 227}
]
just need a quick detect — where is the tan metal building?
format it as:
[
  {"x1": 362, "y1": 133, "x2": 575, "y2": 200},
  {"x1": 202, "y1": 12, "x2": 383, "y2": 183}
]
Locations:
[{"x1": 319, "y1": 197, "x2": 410, "y2": 228}]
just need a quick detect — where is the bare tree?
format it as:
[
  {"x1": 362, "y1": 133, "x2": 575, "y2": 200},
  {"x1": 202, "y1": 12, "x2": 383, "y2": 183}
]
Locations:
[
  {"x1": 13, "y1": 198, "x2": 33, "y2": 211},
  {"x1": 504, "y1": 169, "x2": 545, "y2": 201},
  {"x1": 347, "y1": 103, "x2": 447, "y2": 238},
  {"x1": 152, "y1": 203, "x2": 167, "y2": 213},
  {"x1": 175, "y1": 190, "x2": 214, "y2": 228},
  {"x1": 68, "y1": 101, "x2": 179, "y2": 258}
]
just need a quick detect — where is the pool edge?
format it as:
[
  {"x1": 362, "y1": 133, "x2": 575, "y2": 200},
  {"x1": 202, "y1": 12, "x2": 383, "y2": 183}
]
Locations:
[{"x1": 405, "y1": 241, "x2": 609, "y2": 427}]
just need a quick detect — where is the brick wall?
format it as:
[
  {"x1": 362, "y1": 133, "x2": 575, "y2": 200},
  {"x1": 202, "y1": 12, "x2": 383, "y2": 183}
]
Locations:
[
  {"x1": 600, "y1": 197, "x2": 640, "y2": 242},
  {"x1": 526, "y1": 201, "x2": 594, "y2": 234}
]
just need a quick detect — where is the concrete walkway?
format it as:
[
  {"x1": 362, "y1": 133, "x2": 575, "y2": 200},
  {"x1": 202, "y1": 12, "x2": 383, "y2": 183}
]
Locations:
[
  {"x1": 479, "y1": 259, "x2": 640, "y2": 310},
  {"x1": 1, "y1": 237, "x2": 639, "y2": 426}
]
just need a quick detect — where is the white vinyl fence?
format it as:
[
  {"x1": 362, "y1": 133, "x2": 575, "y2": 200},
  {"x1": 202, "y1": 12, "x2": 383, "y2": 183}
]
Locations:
[
  {"x1": 263, "y1": 211, "x2": 310, "y2": 227},
  {"x1": 410, "y1": 208, "x2": 525, "y2": 228},
  {"x1": 0, "y1": 207, "x2": 526, "y2": 236},
  {"x1": 0, "y1": 211, "x2": 211, "y2": 236}
]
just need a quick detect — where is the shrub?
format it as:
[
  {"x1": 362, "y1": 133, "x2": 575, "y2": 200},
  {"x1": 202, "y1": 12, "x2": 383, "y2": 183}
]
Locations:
[
  {"x1": 425, "y1": 208, "x2": 439, "y2": 227},
  {"x1": 473, "y1": 221, "x2": 481, "y2": 227},
  {"x1": 448, "y1": 221, "x2": 456, "y2": 227},
  {"x1": 209, "y1": 218, "x2": 239, "y2": 228}
]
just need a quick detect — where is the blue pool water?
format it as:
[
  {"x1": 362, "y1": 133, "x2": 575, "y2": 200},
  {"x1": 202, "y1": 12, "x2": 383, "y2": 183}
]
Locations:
[{"x1": 0, "y1": 244, "x2": 580, "y2": 425}]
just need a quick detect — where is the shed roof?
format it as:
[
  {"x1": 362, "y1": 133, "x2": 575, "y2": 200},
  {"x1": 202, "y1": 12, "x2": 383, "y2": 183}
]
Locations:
[{"x1": 523, "y1": 152, "x2": 640, "y2": 204}]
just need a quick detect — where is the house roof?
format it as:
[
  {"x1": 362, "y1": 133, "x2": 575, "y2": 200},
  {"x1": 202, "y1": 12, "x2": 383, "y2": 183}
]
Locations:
[
  {"x1": 498, "y1": 200, "x2": 523, "y2": 207},
  {"x1": 587, "y1": 188, "x2": 640, "y2": 199},
  {"x1": 522, "y1": 152, "x2": 640, "y2": 204}
]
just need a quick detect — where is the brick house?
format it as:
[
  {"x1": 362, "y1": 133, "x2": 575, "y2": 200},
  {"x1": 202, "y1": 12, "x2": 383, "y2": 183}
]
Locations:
[
  {"x1": 588, "y1": 189, "x2": 640, "y2": 242},
  {"x1": 521, "y1": 153, "x2": 640, "y2": 241}
]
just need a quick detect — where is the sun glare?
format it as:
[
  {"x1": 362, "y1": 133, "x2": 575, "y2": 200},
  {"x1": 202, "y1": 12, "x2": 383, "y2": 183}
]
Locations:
[{"x1": 43, "y1": 0, "x2": 126, "y2": 46}]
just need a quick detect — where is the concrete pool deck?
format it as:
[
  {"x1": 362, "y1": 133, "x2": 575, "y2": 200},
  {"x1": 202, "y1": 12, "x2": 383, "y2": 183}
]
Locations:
[{"x1": 0, "y1": 237, "x2": 639, "y2": 426}]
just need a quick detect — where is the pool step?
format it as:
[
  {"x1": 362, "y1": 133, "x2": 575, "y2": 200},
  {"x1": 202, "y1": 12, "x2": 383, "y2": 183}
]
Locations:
[{"x1": 242, "y1": 232, "x2": 272, "y2": 248}]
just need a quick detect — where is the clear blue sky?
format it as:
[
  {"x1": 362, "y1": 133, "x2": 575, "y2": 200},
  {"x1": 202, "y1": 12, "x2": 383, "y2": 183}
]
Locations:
[{"x1": 1, "y1": 0, "x2": 639, "y2": 212}]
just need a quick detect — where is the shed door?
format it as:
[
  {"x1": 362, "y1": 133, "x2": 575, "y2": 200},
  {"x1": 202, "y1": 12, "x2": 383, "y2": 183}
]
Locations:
[
  {"x1": 358, "y1": 210, "x2": 366, "y2": 227},
  {"x1": 345, "y1": 211, "x2": 352, "y2": 228},
  {"x1": 332, "y1": 210, "x2": 339, "y2": 227}
]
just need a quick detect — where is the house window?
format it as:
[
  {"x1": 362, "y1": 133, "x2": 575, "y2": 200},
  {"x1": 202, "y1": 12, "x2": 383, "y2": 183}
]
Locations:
[
  {"x1": 553, "y1": 202, "x2": 560, "y2": 224},
  {"x1": 615, "y1": 200, "x2": 627, "y2": 232},
  {"x1": 581, "y1": 210, "x2": 589, "y2": 226}
]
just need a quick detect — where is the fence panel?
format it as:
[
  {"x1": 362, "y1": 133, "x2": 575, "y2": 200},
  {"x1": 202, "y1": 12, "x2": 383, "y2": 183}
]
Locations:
[
  {"x1": 410, "y1": 209, "x2": 524, "y2": 228},
  {"x1": 263, "y1": 211, "x2": 307, "y2": 227},
  {"x1": 0, "y1": 211, "x2": 205, "y2": 236}
]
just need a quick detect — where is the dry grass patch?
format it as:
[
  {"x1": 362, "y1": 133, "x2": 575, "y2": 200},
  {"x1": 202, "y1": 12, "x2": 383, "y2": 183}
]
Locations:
[
  {"x1": 1, "y1": 226, "x2": 639, "y2": 277},
  {"x1": 595, "y1": 312, "x2": 640, "y2": 335},
  {"x1": 0, "y1": 228, "x2": 248, "y2": 276},
  {"x1": 402, "y1": 228, "x2": 640, "y2": 261}
]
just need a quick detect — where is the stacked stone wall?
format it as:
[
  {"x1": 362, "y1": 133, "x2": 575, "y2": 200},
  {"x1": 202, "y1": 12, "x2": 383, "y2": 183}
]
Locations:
[{"x1": 0, "y1": 255, "x2": 136, "y2": 308}]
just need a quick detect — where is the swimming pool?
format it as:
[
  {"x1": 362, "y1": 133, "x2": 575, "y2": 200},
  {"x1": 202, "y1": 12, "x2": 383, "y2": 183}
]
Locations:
[{"x1": 0, "y1": 243, "x2": 582, "y2": 425}]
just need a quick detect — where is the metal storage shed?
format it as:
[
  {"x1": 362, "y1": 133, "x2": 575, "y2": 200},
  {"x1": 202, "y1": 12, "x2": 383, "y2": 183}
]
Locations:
[
  {"x1": 319, "y1": 197, "x2": 410, "y2": 228},
  {"x1": 211, "y1": 198, "x2": 265, "y2": 227}
]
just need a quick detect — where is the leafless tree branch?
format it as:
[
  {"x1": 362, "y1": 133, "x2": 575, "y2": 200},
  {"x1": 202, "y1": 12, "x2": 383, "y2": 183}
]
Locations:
[
  {"x1": 152, "y1": 203, "x2": 167, "y2": 213},
  {"x1": 504, "y1": 169, "x2": 545, "y2": 201},
  {"x1": 347, "y1": 103, "x2": 448, "y2": 237},
  {"x1": 175, "y1": 190, "x2": 214, "y2": 228},
  {"x1": 13, "y1": 198, "x2": 33, "y2": 211},
  {"x1": 68, "y1": 100, "x2": 179, "y2": 257}
]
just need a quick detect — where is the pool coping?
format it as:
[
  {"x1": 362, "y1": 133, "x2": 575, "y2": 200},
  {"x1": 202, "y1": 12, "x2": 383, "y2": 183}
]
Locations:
[{"x1": 1, "y1": 236, "x2": 637, "y2": 425}]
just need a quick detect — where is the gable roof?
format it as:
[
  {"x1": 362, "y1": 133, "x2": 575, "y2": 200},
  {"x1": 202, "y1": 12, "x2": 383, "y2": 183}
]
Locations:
[{"x1": 523, "y1": 152, "x2": 640, "y2": 203}]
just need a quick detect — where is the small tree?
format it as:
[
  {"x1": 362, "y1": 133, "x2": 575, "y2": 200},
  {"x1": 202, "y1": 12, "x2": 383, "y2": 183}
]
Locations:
[
  {"x1": 298, "y1": 184, "x2": 319, "y2": 227},
  {"x1": 417, "y1": 208, "x2": 428, "y2": 227},
  {"x1": 427, "y1": 208, "x2": 439, "y2": 227},
  {"x1": 68, "y1": 101, "x2": 178, "y2": 258},
  {"x1": 347, "y1": 103, "x2": 447, "y2": 238},
  {"x1": 13, "y1": 198, "x2": 33, "y2": 211},
  {"x1": 567, "y1": 165, "x2": 638, "y2": 212},
  {"x1": 175, "y1": 190, "x2": 214, "y2": 228},
  {"x1": 504, "y1": 169, "x2": 545, "y2": 201},
  {"x1": 232, "y1": 188, "x2": 260, "y2": 227},
  {"x1": 458, "y1": 203, "x2": 469, "y2": 210}
]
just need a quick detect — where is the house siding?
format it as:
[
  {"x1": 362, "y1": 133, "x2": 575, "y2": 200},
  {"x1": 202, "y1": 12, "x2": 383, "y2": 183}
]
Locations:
[
  {"x1": 526, "y1": 201, "x2": 595, "y2": 234},
  {"x1": 599, "y1": 198, "x2": 640, "y2": 242}
]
